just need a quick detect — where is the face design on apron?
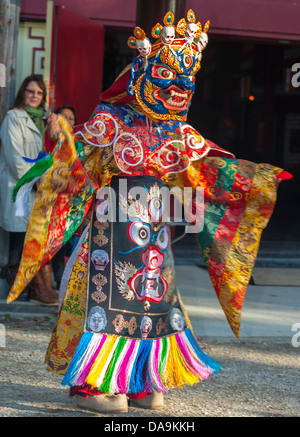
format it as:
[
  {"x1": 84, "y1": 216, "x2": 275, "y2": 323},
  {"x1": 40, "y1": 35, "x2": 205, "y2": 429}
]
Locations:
[
  {"x1": 117, "y1": 182, "x2": 170, "y2": 306},
  {"x1": 128, "y1": 228, "x2": 169, "y2": 304}
]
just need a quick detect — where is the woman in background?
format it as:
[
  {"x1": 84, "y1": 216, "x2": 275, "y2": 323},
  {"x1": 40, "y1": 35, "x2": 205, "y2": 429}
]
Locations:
[
  {"x1": 55, "y1": 105, "x2": 77, "y2": 128},
  {"x1": 0, "y1": 74, "x2": 58, "y2": 305}
]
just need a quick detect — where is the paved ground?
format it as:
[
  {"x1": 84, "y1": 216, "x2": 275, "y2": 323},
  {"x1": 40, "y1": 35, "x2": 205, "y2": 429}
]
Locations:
[
  {"x1": 1, "y1": 320, "x2": 299, "y2": 419},
  {"x1": 0, "y1": 264, "x2": 299, "y2": 419},
  {"x1": 0, "y1": 193, "x2": 299, "y2": 419}
]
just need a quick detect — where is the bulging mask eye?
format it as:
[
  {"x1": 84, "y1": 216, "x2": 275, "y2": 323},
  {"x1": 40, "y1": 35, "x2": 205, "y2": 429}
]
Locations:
[
  {"x1": 183, "y1": 53, "x2": 193, "y2": 69},
  {"x1": 128, "y1": 221, "x2": 151, "y2": 246},
  {"x1": 152, "y1": 65, "x2": 176, "y2": 80}
]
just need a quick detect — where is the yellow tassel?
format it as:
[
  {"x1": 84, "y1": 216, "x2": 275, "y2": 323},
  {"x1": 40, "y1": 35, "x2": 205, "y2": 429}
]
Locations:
[
  {"x1": 162, "y1": 336, "x2": 199, "y2": 389},
  {"x1": 86, "y1": 336, "x2": 118, "y2": 389}
]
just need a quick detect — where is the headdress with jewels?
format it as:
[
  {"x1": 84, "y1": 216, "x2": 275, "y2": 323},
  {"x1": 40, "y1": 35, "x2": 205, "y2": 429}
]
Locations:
[
  {"x1": 101, "y1": 10, "x2": 210, "y2": 122},
  {"x1": 126, "y1": 9, "x2": 210, "y2": 122}
]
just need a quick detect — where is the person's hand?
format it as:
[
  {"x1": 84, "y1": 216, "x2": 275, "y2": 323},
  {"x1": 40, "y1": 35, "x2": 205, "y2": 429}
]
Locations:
[
  {"x1": 47, "y1": 113, "x2": 61, "y2": 140},
  {"x1": 273, "y1": 175, "x2": 282, "y2": 186}
]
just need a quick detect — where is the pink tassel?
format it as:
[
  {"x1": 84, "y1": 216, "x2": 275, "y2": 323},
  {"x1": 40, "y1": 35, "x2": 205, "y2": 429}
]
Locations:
[
  {"x1": 117, "y1": 339, "x2": 138, "y2": 392},
  {"x1": 175, "y1": 333, "x2": 211, "y2": 380}
]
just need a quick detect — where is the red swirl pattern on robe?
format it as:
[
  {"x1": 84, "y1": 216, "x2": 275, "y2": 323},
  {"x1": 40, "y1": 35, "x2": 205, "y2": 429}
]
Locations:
[{"x1": 74, "y1": 111, "x2": 222, "y2": 176}]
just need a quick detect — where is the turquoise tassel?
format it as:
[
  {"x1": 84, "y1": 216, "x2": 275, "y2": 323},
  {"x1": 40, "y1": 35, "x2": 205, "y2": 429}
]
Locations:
[
  {"x1": 185, "y1": 329, "x2": 221, "y2": 373},
  {"x1": 62, "y1": 332, "x2": 94, "y2": 386},
  {"x1": 128, "y1": 340, "x2": 153, "y2": 393}
]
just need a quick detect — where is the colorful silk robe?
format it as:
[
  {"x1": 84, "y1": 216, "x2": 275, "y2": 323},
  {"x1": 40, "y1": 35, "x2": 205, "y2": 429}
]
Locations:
[{"x1": 7, "y1": 104, "x2": 285, "y2": 393}]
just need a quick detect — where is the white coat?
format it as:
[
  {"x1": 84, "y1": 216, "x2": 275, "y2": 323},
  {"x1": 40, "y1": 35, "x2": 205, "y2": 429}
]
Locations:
[{"x1": 0, "y1": 108, "x2": 43, "y2": 232}]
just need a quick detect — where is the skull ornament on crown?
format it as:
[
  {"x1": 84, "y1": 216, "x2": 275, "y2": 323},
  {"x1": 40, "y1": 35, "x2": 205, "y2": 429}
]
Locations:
[
  {"x1": 126, "y1": 9, "x2": 210, "y2": 123},
  {"x1": 185, "y1": 22, "x2": 201, "y2": 45},
  {"x1": 160, "y1": 11, "x2": 176, "y2": 46},
  {"x1": 128, "y1": 27, "x2": 151, "y2": 58},
  {"x1": 136, "y1": 37, "x2": 152, "y2": 58},
  {"x1": 198, "y1": 21, "x2": 210, "y2": 52},
  {"x1": 161, "y1": 25, "x2": 175, "y2": 45}
]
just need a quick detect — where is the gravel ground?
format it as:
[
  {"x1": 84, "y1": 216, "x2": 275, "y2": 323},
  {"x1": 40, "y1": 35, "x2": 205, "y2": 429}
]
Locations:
[{"x1": 0, "y1": 315, "x2": 299, "y2": 418}]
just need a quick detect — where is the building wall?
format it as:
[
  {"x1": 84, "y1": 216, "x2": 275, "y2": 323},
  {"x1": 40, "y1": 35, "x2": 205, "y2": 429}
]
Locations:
[
  {"x1": 17, "y1": 1, "x2": 300, "y2": 175},
  {"x1": 20, "y1": 0, "x2": 136, "y2": 28},
  {"x1": 20, "y1": 0, "x2": 300, "y2": 41},
  {"x1": 188, "y1": 0, "x2": 300, "y2": 42},
  {"x1": 16, "y1": 21, "x2": 46, "y2": 92}
]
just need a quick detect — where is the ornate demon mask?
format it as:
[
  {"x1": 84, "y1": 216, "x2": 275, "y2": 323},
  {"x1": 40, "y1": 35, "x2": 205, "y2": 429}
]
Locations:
[{"x1": 126, "y1": 9, "x2": 210, "y2": 122}]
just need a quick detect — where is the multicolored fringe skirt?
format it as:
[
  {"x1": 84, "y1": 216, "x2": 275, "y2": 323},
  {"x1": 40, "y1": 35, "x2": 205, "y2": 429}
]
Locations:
[{"x1": 46, "y1": 176, "x2": 221, "y2": 394}]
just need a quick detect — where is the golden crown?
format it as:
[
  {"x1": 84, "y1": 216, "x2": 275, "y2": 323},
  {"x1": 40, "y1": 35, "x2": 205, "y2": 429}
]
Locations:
[{"x1": 127, "y1": 9, "x2": 210, "y2": 61}]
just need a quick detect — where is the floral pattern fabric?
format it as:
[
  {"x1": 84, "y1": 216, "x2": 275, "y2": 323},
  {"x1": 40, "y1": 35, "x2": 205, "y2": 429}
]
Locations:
[{"x1": 8, "y1": 105, "x2": 285, "y2": 374}]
